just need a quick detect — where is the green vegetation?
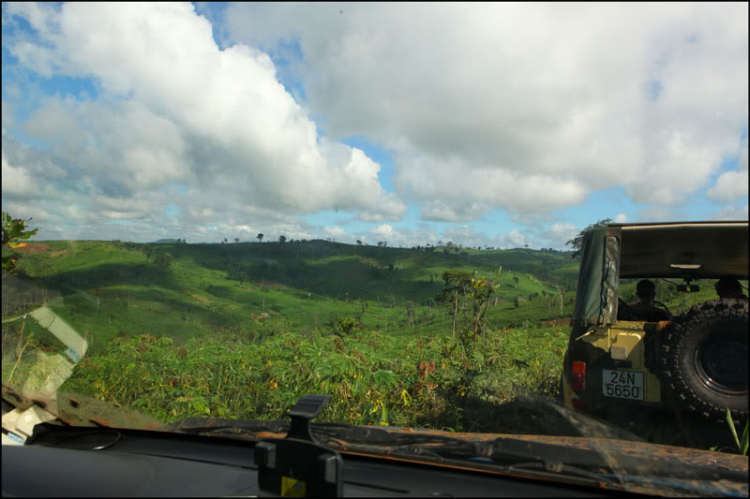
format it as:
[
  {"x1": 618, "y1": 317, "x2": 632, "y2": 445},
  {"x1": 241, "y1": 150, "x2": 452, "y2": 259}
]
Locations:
[
  {"x1": 3, "y1": 240, "x2": 571, "y2": 353},
  {"x1": 2, "y1": 212, "x2": 38, "y2": 274},
  {"x1": 726, "y1": 409, "x2": 749, "y2": 456},
  {"x1": 1, "y1": 237, "x2": 732, "y2": 442},
  {"x1": 54, "y1": 326, "x2": 570, "y2": 434}
]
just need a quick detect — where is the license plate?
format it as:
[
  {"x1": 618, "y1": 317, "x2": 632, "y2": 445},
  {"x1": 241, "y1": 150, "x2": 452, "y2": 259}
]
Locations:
[{"x1": 602, "y1": 369, "x2": 644, "y2": 400}]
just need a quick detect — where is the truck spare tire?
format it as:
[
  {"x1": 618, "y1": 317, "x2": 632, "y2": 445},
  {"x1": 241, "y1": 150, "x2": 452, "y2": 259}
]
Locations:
[{"x1": 660, "y1": 299, "x2": 748, "y2": 423}]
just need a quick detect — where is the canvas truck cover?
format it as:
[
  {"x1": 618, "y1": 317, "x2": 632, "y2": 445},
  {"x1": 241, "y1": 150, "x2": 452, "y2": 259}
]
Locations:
[
  {"x1": 616, "y1": 222, "x2": 748, "y2": 279},
  {"x1": 572, "y1": 227, "x2": 621, "y2": 329}
]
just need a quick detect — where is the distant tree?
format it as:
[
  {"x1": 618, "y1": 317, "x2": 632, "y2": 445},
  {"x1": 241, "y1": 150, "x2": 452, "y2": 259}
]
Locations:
[
  {"x1": 377, "y1": 241, "x2": 383, "y2": 247},
  {"x1": 356, "y1": 240, "x2": 362, "y2": 246},
  {"x1": 435, "y1": 269, "x2": 499, "y2": 343},
  {"x1": 223, "y1": 238, "x2": 228, "y2": 244},
  {"x1": 513, "y1": 276, "x2": 519, "y2": 285},
  {"x1": 566, "y1": 218, "x2": 612, "y2": 259},
  {"x1": 524, "y1": 244, "x2": 529, "y2": 249},
  {"x1": 142, "y1": 246, "x2": 153, "y2": 261},
  {"x1": 154, "y1": 253, "x2": 173, "y2": 271},
  {"x1": 257, "y1": 233, "x2": 264, "y2": 243},
  {"x1": 435, "y1": 270, "x2": 473, "y2": 337},
  {"x1": 279, "y1": 235, "x2": 286, "y2": 243},
  {"x1": 234, "y1": 237, "x2": 240, "y2": 244}
]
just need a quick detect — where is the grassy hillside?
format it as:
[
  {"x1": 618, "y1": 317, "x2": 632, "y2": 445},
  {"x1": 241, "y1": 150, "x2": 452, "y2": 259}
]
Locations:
[
  {"x1": 3, "y1": 240, "x2": 728, "y2": 352},
  {"x1": 3, "y1": 240, "x2": 573, "y2": 353},
  {"x1": 2, "y1": 239, "x2": 739, "y2": 450},
  {"x1": 465, "y1": 247, "x2": 578, "y2": 289}
]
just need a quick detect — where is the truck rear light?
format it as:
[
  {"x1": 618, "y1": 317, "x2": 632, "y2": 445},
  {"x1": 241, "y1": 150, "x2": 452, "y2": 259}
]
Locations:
[
  {"x1": 572, "y1": 361, "x2": 586, "y2": 392},
  {"x1": 572, "y1": 399, "x2": 586, "y2": 410}
]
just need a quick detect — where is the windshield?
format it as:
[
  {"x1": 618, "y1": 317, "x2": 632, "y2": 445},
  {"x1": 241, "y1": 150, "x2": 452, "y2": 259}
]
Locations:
[{"x1": 2, "y1": 2, "x2": 748, "y2": 495}]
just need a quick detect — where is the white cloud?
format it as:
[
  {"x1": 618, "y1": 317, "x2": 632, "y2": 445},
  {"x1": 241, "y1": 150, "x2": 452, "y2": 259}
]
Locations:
[
  {"x1": 707, "y1": 138, "x2": 749, "y2": 202},
  {"x1": 440, "y1": 225, "x2": 528, "y2": 250},
  {"x1": 1, "y1": 150, "x2": 37, "y2": 197},
  {"x1": 706, "y1": 170, "x2": 749, "y2": 202},
  {"x1": 324, "y1": 226, "x2": 345, "y2": 237},
  {"x1": 506, "y1": 230, "x2": 527, "y2": 249},
  {"x1": 1, "y1": 101, "x2": 12, "y2": 134},
  {"x1": 710, "y1": 204, "x2": 748, "y2": 221},
  {"x1": 225, "y1": 3, "x2": 748, "y2": 217},
  {"x1": 3, "y1": 2, "x2": 747, "y2": 245},
  {"x1": 367, "y1": 224, "x2": 437, "y2": 247},
  {"x1": 396, "y1": 154, "x2": 587, "y2": 218},
  {"x1": 614, "y1": 213, "x2": 628, "y2": 223},
  {"x1": 549, "y1": 223, "x2": 578, "y2": 244},
  {"x1": 635, "y1": 206, "x2": 688, "y2": 222},
  {"x1": 419, "y1": 200, "x2": 487, "y2": 223},
  {"x1": 3, "y1": 2, "x2": 406, "y2": 235},
  {"x1": 371, "y1": 224, "x2": 396, "y2": 241}
]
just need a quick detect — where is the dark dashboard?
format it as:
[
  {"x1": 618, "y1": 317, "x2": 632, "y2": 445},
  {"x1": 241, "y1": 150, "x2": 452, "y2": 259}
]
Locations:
[{"x1": 2, "y1": 425, "x2": 618, "y2": 497}]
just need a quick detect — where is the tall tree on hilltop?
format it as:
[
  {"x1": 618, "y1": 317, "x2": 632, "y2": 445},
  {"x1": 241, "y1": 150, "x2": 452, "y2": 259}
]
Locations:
[{"x1": 566, "y1": 218, "x2": 613, "y2": 259}]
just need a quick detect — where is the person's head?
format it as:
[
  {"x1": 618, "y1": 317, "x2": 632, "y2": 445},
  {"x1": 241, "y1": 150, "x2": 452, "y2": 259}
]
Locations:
[
  {"x1": 636, "y1": 280, "x2": 656, "y2": 303},
  {"x1": 715, "y1": 277, "x2": 744, "y2": 299}
]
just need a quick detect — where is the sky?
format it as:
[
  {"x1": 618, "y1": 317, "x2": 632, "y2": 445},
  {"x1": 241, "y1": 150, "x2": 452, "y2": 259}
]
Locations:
[{"x1": 1, "y1": 2, "x2": 748, "y2": 249}]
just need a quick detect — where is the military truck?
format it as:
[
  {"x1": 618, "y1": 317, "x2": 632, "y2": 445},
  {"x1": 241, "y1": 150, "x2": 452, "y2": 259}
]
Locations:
[{"x1": 561, "y1": 221, "x2": 748, "y2": 430}]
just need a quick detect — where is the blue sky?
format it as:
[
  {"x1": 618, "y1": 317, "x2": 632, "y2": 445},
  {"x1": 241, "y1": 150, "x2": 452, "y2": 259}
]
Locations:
[{"x1": 1, "y1": 3, "x2": 747, "y2": 247}]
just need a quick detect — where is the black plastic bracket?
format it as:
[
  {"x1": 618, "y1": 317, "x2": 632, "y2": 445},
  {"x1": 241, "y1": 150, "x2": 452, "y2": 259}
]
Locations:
[
  {"x1": 254, "y1": 395, "x2": 344, "y2": 497},
  {"x1": 287, "y1": 394, "x2": 329, "y2": 442}
]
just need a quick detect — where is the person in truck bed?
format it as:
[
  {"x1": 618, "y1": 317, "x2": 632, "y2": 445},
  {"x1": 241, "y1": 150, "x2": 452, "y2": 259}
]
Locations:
[
  {"x1": 630, "y1": 279, "x2": 671, "y2": 322},
  {"x1": 715, "y1": 277, "x2": 748, "y2": 300}
]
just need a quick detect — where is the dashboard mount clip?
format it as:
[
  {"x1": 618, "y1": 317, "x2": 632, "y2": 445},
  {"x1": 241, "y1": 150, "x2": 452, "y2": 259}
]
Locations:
[{"x1": 255, "y1": 395, "x2": 344, "y2": 497}]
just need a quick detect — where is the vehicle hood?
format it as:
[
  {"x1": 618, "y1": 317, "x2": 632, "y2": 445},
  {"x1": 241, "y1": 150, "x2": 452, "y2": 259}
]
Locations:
[{"x1": 5, "y1": 385, "x2": 747, "y2": 497}]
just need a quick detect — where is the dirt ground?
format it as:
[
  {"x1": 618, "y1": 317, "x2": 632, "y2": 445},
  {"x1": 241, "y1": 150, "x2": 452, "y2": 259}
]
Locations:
[{"x1": 14, "y1": 243, "x2": 51, "y2": 254}]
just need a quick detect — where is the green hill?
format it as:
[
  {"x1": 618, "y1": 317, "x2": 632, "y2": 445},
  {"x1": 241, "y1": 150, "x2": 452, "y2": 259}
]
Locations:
[
  {"x1": 464, "y1": 247, "x2": 578, "y2": 289},
  {"x1": 2, "y1": 238, "x2": 734, "y2": 441},
  {"x1": 3, "y1": 239, "x2": 725, "y2": 355},
  {"x1": 2, "y1": 240, "x2": 577, "y2": 352}
]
